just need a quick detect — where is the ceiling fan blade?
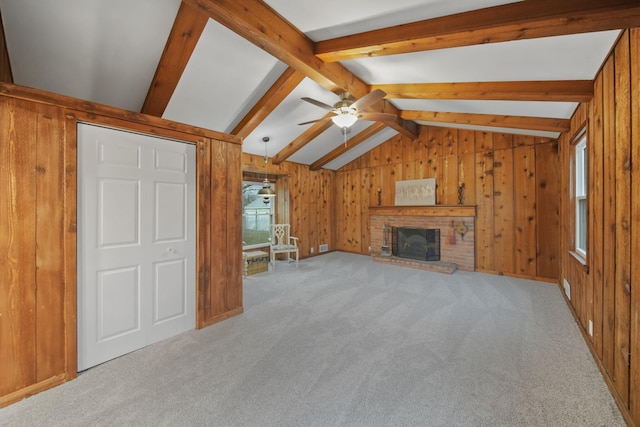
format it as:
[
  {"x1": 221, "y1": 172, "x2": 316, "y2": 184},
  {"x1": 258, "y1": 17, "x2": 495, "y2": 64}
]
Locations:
[
  {"x1": 298, "y1": 117, "x2": 331, "y2": 126},
  {"x1": 352, "y1": 89, "x2": 387, "y2": 111},
  {"x1": 358, "y1": 112, "x2": 397, "y2": 122},
  {"x1": 301, "y1": 97, "x2": 334, "y2": 111}
]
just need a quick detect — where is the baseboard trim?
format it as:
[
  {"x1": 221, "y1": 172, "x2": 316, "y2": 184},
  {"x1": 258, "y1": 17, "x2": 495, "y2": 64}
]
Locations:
[
  {"x1": 0, "y1": 374, "x2": 68, "y2": 409},
  {"x1": 198, "y1": 306, "x2": 244, "y2": 329}
]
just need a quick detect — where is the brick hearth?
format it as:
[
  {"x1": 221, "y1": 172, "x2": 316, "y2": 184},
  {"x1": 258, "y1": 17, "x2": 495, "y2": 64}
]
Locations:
[{"x1": 369, "y1": 205, "x2": 475, "y2": 273}]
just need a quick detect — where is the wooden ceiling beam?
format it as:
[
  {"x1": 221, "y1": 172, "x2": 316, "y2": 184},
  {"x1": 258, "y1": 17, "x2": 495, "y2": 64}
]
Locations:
[
  {"x1": 184, "y1": 0, "x2": 417, "y2": 162},
  {"x1": 372, "y1": 81, "x2": 594, "y2": 102},
  {"x1": 184, "y1": 0, "x2": 367, "y2": 96},
  {"x1": 271, "y1": 115, "x2": 335, "y2": 165},
  {"x1": 400, "y1": 110, "x2": 570, "y2": 133},
  {"x1": 141, "y1": 2, "x2": 208, "y2": 116},
  {"x1": 316, "y1": 0, "x2": 640, "y2": 62},
  {"x1": 231, "y1": 67, "x2": 305, "y2": 139},
  {"x1": 310, "y1": 122, "x2": 387, "y2": 171}
]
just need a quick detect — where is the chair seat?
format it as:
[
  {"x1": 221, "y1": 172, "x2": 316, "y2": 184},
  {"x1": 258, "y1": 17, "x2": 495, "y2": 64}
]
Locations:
[{"x1": 272, "y1": 244, "x2": 297, "y2": 250}]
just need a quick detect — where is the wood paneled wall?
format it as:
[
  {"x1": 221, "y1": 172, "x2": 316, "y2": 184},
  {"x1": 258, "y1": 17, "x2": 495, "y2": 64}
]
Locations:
[
  {"x1": 242, "y1": 153, "x2": 335, "y2": 257},
  {"x1": 0, "y1": 83, "x2": 242, "y2": 406},
  {"x1": 0, "y1": 97, "x2": 73, "y2": 406},
  {"x1": 335, "y1": 126, "x2": 561, "y2": 281},
  {"x1": 198, "y1": 137, "x2": 243, "y2": 328},
  {"x1": 560, "y1": 29, "x2": 640, "y2": 426}
]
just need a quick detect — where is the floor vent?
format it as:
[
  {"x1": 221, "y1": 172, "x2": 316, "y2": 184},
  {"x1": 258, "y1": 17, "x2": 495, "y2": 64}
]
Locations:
[{"x1": 319, "y1": 244, "x2": 329, "y2": 253}]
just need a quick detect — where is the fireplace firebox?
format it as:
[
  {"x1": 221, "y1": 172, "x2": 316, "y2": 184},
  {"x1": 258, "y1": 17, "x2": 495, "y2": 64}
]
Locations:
[{"x1": 392, "y1": 227, "x2": 440, "y2": 261}]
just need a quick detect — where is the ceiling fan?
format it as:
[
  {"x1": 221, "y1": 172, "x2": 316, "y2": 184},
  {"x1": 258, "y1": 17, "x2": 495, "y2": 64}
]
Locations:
[{"x1": 298, "y1": 89, "x2": 396, "y2": 132}]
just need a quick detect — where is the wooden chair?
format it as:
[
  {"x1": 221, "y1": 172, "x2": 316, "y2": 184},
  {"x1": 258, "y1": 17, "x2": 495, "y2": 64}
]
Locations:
[{"x1": 270, "y1": 224, "x2": 299, "y2": 269}]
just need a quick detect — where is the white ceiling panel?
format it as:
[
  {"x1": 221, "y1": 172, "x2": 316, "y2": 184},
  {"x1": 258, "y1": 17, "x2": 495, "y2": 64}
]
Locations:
[
  {"x1": 0, "y1": 0, "x2": 181, "y2": 112},
  {"x1": 288, "y1": 120, "x2": 373, "y2": 166},
  {"x1": 323, "y1": 128, "x2": 399, "y2": 171},
  {"x1": 343, "y1": 31, "x2": 621, "y2": 84},
  {"x1": 163, "y1": 19, "x2": 282, "y2": 133},
  {"x1": 266, "y1": 0, "x2": 520, "y2": 41}
]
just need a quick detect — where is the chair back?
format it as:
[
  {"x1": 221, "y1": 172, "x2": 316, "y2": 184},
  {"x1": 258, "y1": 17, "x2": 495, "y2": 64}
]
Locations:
[{"x1": 271, "y1": 224, "x2": 290, "y2": 246}]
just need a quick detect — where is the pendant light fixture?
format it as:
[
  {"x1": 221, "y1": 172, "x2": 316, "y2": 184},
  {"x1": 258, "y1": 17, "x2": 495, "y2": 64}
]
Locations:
[{"x1": 257, "y1": 136, "x2": 276, "y2": 204}]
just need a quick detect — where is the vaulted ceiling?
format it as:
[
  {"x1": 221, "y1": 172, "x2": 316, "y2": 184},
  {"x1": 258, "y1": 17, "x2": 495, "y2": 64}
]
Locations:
[{"x1": 1, "y1": 0, "x2": 637, "y2": 169}]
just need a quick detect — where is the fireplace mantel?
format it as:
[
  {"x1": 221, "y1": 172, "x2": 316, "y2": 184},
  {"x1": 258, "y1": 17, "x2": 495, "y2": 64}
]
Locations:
[
  {"x1": 369, "y1": 205, "x2": 476, "y2": 217},
  {"x1": 369, "y1": 205, "x2": 476, "y2": 272}
]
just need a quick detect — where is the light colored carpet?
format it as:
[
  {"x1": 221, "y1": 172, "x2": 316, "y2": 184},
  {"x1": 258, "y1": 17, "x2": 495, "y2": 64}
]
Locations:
[{"x1": 0, "y1": 252, "x2": 625, "y2": 426}]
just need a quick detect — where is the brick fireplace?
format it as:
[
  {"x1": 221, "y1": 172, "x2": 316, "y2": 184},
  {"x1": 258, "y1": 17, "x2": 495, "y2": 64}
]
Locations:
[{"x1": 369, "y1": 205, "x2": 475, "y2": 273}]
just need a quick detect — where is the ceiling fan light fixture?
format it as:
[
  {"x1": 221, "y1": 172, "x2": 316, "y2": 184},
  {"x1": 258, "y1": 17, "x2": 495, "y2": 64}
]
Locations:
[{"x1": 331, "y1": 112, "x2": 358, "y2": 129}]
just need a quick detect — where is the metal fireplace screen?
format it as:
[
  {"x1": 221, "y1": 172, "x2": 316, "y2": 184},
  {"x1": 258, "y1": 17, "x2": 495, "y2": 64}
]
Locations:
[{"x1": 391, "y1": 227, "x2": 440, "y2": 261}]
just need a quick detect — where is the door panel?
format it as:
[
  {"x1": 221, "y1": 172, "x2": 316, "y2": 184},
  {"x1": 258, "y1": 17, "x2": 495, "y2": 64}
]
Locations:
[
  {"x1": 78, "y1": 123, "x2": 195, "y2": 371},
  {"x1": 97, "y1": 266, "x2": 141, "y2": 341},
  {"x1": 153, "y1": 259, "x2": 187, "y2": 323},
  {"x1": 99, "y1": 179, "x2": 140, "y2": 247},
  {"x1": 155, "y1": 182, "x2": 186, "y2": 242}
]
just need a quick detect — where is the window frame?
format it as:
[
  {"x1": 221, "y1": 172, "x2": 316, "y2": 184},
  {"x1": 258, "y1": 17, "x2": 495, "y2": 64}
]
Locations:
[
  {"x1": 242, "y1": 180, "x2": 275, "y2": 250},
  {"x1": 573, "y1": 131, "x2": 587, "y2": 260}
]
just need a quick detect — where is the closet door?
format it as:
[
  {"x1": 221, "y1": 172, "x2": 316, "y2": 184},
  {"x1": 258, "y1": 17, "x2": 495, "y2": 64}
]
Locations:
[{"x1": 77, "y1": 123, "x2": 195, "y2": 371}]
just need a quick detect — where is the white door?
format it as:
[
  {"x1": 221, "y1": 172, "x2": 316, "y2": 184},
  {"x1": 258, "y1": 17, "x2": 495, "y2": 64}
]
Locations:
[{"x1": 77, "y1": 123, "x2": 196, "y2": 371}]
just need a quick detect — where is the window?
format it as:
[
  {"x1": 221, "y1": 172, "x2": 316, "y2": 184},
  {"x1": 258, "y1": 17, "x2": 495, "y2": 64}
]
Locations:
[
  {"x1": 574, "y1": 134, "x2": 587, "y2": 258},
  {"x1": 242, "y1": 182, "x2": 274, "y2": 249}
]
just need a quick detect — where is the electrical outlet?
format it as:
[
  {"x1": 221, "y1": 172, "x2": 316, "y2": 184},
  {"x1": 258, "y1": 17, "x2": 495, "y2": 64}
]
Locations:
[
  {"x1": 310, "y1": 247, "x2": 314, "y2": 254},
  {"x1": 588, "y1": 320, "x2": 593, "y2": 336}
]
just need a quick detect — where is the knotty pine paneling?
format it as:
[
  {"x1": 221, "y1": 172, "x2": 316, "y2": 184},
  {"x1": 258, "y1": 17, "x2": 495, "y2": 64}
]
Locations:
[
  {"x1": 602, "y1": 55, "x2": 617, "y2": 379},
  {"x1": 402, "y1": 136, "x2": 417, "y2": 180},
  {"x1": 559, "y1": 29, "x2": 640, "y2": 427},
  {"x1": 513, "y1": 145, "x2": 536, "y2": 277},
  {"x1": 210, "y1": 139, "x2": 231, "y2": 317},
  {"x1": 475, "y1": 130, "x2": 493, "y2": 152},
  {"x1": 629, "y1": 27, "x2": 640, "y2": 420},
  {"x1": 535, "y1": 142, "x2": 560, "y2": 280},
  {"x1": 475, "y1": 150, "x2": 495, "y2": 272},
  {"x1": 34, "y1": 103, "x2": 67, "y2": 382},
  {"x1": 493, "y1": 148, "x2": 515, "y2": 274},
  {"x1": 346, "y1": 169, "x2": 362, "y2": 252},
  {"x1": 225, "y1": 141, "x2": 243, "y2": 311},
  {"x1": 613, "y1": 31, "x2": 632, "y2": 407},
  {"x1": 0, "y1": 98, "x2": 38, "y2": 397},
  {"x1": 0, "y1": 96, "x2": 77, "y2": 406},
  {"x1": 494, "y1": 132, "x2": 513, "y2": 150},
  {"x1": 360, "y1": 167, "x2": 373, "y2": 254},
  {"x1": 458, "y1": 152, "x2": 476, "y2": 205},
  {"x1": 202, "y1": 137, "x2": 244, "y2": 326},
  {"x1": 440, "y1": 155, "x2": 458, "y2": 205},
  {"x1": 589, "y1": 61, "x2": 605, "y2": 361},
  {"x1": 336, "y1": 124, "x2": 560, "y2": 282}
]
